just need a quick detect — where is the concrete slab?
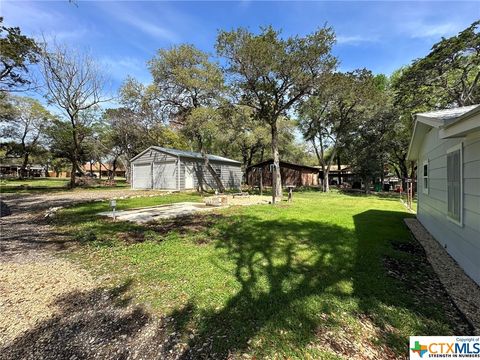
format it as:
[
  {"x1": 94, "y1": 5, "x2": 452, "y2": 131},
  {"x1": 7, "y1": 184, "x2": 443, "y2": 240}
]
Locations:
[{"x1": 98, "y1": 202, "x2": 223, "y2": 223}]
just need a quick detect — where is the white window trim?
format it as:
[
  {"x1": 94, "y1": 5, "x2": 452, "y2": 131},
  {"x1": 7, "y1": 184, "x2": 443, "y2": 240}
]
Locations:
[
  {"x1": 422, "y1": 159, "x2": 429, "y2": 195},
  {"x1": 446, "y1": 143, "x2": 463, "y2": 227}
]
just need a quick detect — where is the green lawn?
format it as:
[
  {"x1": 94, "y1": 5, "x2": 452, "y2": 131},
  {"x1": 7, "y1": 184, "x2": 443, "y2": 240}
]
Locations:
[
  {"x1": 59, "y1": 191, "x2": 468, "y2": 359},
  {"x1": 0, "y1": 177, "x2": 128, "y2": 194}
]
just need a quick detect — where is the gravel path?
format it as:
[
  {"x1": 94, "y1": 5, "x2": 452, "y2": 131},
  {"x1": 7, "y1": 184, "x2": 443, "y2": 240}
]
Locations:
[
  {"x1": 404, "y1": 218, "x2": 480, "y2": 335},
  {"x1": 0, "y1": 189, "x2": 172, "y2": 259},
  {"x1": 0, "y1": 189, "x2": 190, "y2": 359}
]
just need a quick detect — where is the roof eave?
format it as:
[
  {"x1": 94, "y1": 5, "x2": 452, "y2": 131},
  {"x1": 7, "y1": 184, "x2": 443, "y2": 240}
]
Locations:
[
  {"x1": 407, "y1": 120, "x2": 432, "y2": 161},
  {"x1": 130, "y1": 146, "x2": 154, "y2": 162}
]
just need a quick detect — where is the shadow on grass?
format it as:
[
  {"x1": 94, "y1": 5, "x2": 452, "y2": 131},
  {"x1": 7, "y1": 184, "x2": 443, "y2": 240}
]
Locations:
[
  {"x1": 174, "y1": 211, "x2": 472, "y2": 358},
  {"x1": 2, "y1": 210, "x2": 473, "y2": 359}
]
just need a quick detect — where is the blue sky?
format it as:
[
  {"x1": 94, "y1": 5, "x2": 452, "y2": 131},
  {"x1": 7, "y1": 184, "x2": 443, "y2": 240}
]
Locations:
[{"x1": 3, "y1": 1, "x2": 480, "y2": 97}]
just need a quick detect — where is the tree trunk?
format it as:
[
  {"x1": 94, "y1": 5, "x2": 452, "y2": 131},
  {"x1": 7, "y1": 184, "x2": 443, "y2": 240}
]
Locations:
[
  {"x1": 259, "y1": 147, "x2": 264, "y2": 196},
  {"x1": 364, "y1": 178, "x2": 371, "y2": 194},
  {"x1": 70, "y1": 161, "x2": 76, "y2": 188},
  {"x1": 380, "y1": 161, "x2": 385, "y2": 192},
  {"x1": 324, "y1": 171, "x2": 330, "y2": 192},
  {"x1": 323, "y1": 147, "x2": 337, "y2": 193},
  {"x1": 337, "y1": 154, "x2": 341, "y2": 185},
  {"x1": 271, "y1": 121, "x2": 282, "y2": 203},
  {"x1": 112, "y1": 158, "x2": 117, "y2": 180},
  {"x1": 198, "y1": 139, "x2": 225, "y2": 193},
  {"x1": 69, "y1": 115, "x2": 82, "y2": 188},
  {"x1": 19, "y1": 152, "x2": 29, "y2": 179},
  {"x1": 241, "y1": 147, "x2": 248, "y2": 174}
]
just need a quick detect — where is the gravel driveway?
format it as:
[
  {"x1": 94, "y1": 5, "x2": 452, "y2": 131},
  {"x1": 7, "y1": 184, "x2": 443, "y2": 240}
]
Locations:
[{"x1": 0, "y1": 189, "x2": 190, "y2": 360}]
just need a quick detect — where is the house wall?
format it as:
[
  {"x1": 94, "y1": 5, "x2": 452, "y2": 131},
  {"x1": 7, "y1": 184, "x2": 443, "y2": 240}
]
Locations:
[
  {"x1": 247, "y1": 164, "x2": 319, "y2": 187},
  {"x1": 417, "y1": 127, "x2": 480, "y2": 284}
]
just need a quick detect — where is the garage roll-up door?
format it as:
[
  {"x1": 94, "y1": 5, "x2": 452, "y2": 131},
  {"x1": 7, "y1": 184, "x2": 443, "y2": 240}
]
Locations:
[
  {"x1": 153, "y1": 161, "x2": 177, "y2": 189},
  {"x1": 133, "y1": 163, "x2": 152, "y2": 189}
]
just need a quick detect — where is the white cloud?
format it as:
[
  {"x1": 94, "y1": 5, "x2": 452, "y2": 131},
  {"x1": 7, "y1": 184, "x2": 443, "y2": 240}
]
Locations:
[
  {"x1": 2, "y1": 1, "x2": 59, "y2": 30},
  {"x1": 403, "y1": 21, "x2": 461, "y2": 39},
  {"x1": 100, "y1": 56, "x2": 151, "y2": 84},
  {"x1": 336, "y1": 34, "x2": 379, "y2": 45},
  {"x1": 120, "y1": 15, "x2": 178, "y2": 43},
  {"x1": 96, "y1": 2, "x2": 179, "y2": 43},
  {"x1": 2, "y1": 1, "x2": 94, "y2": 44}
]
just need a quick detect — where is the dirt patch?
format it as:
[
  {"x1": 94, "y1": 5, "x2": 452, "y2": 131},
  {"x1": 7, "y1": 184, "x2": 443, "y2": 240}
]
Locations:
[
  {"x1": 117, "y1": 230, "x2": 146, "y2": 243},
  {"x1": 315, "y1": 314, "x2": 400, "y2": 360},
  {"x1": 392, "y1": 241, "x2": 424, "y2": 255},
  {"x1": 149, "y1": 214, "x2": 223, "y2": 235},
  {"x1": 383, "y1": 254, "x2": 473, "y2": 335},
  {"x1": 227, "y1": 195, "x2": 270, "y2": 206},
  {"x1": 113, "y1": 214, "x2": 224, "y2": 244}
]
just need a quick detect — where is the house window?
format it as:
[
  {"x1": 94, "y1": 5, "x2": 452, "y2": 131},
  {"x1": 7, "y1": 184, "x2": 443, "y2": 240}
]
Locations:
[
  {"x1": 422, "y1": 160, "x2": 429, "y2": 194},
  {"x1": 214, "y1": 167, "x2": 221, "y2": 177},
  {"x1": 447, "y1": 144, "x2": 462, "y2": 225}
]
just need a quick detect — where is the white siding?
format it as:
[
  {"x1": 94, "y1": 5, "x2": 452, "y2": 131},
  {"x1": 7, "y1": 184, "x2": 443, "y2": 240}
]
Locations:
[
  {"x1": 184, "y1": 160, "x2": 242, "y2": 190},
  {"x1": 153, "y1": 161, "x2": 177, "y2": 189},
  {"x1": 132, "y1": 163, "x2": 152, "y2": 189},
  {"x1": 131, "y1": 149, "x2": 178, "y2": 190},
  {"x1": 417, "y1": 128, "x2": 480, "y2": 284}
]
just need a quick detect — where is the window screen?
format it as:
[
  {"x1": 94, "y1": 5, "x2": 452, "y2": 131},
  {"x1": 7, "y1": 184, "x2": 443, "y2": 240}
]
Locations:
[{"x1": 447, "y1": 149, "x2": 461, "y2": 222}]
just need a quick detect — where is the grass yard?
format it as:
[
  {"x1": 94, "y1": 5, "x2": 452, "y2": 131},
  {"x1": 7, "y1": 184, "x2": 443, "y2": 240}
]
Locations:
[
  {"x1": 0, "y1": 177, "x2": 128, "y2": 194},
  {"x1": 58, "y1": 191, "x2": 468, "y2": 359}
]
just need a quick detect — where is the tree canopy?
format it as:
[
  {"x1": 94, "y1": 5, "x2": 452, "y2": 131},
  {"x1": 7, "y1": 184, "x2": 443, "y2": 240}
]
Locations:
[
  {"x1": 0, "y1": 18, "x2": 40, "y2": 91},
  {"x1": 394, "y1": 20, "x2": 480, "y2": 110},
  {"x1": 216, "y1": 26, "x2": 336, "y2": 199}
]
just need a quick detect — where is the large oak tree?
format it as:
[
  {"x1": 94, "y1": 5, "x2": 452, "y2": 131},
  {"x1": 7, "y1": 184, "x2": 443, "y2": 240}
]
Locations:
[
  {"x1": 298, "y1": 69, "x2": 379, "y2": 191},
  {"x1": 216, "y1": 26, "x2": 336, "y2": 202},
  {"x1": 147, "y1": 44, "x2": 227, "y2": 192}
]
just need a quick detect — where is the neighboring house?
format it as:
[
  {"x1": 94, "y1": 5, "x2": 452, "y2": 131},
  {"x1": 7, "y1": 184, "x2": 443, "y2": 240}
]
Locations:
[
  {"x1": 407, "y1": 104, "x2": 480, "y2": 285},
  {"x1": 317, "y1": 164, "x2": 354, "y2": 186},
  {"x1": 130, "y1": 146, "x2": 242, "y2": 191},
  {"x1": 81, "y1": 162, "x2": 126, "y2": 178},
  {"x1": 246, "y1": 160, "x2": 319, "y2": 187},
  {"x1": 0, "y1": 162, "x2": 46, "y2": 178}
]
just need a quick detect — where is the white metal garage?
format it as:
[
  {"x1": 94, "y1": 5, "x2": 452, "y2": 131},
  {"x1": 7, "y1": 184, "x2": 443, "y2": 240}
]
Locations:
[{"x1": 130, "y1": 146, "x2": 242, "y2": 191}]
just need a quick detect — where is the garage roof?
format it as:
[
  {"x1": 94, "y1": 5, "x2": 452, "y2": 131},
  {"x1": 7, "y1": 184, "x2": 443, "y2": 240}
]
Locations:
[{"x1": 131, "y1": 146, "x2": 241, "y2": 165}]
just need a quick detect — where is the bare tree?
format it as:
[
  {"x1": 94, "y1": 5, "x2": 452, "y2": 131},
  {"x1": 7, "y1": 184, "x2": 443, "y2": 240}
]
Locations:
[{"x1": 40, "y1": 41, "x2": 109, "y2": 187}]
